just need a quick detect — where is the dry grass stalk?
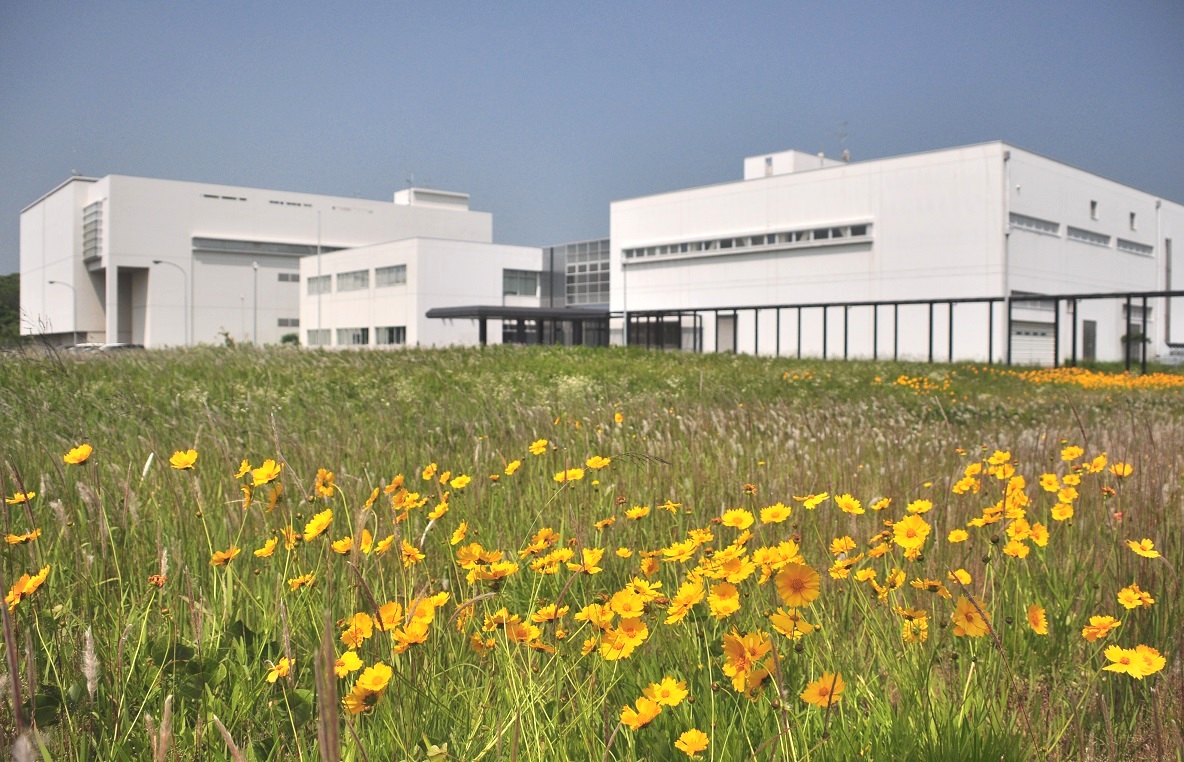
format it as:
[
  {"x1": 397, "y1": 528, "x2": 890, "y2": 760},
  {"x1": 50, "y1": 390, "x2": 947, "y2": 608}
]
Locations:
[
  {"x1": 210, "y1": 713, "x2": 246, "y2": 762},
  {"x1": 314, "y1": 610, "x2": 340, "y2": 762}
]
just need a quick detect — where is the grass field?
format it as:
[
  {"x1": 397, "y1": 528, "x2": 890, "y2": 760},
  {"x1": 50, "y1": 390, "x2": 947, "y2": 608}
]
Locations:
[{"x1": 0, "y1": 345, "x2": 1181, "y2": 761}]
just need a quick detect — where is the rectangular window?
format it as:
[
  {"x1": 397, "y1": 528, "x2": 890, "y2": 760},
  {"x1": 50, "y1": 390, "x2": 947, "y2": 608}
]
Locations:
[
  {"x1": 278, "y1": 272, "x2": 300, "y2": 282},
  {"x1": 336, "y1": 327, "x2": 369, "y2": 346},
  {"x1": 1067, "y1": 226, "x2": 1111, "y2": 247},
  {"x1": 376, "y1": 326, "x2": 407, "y2": 345},
  {"x1": 1090, "y1": 200, "x2": 1098, "y2": 220},
  {"x1": 375, "y1": 264, "x2": 407, "y2": 287},
  {"x1": 306, "y1": 275, "x2": 331, "y2": 295},
  {"x1": 1117, "y1": 238, "x2": 1153, "y2": 256},
  {"x1": 277, "y1": 317, "x2": 300, "y2": 327},
  {"x1": 503, "y1": 269, "x2": 539, "y2": 297},
  {"x1": 1130, "y1": 212, "x2": 1137, "y2": 231},
  {"x1": 1009, "y1": 213, "x2": 1060, "y2": 236},
  {"x1": 336, "y1": 270, "x2": 369, "y2": 292},
  {"x1": 306, "y1": 329, "x2": 330, "y2": 346}
]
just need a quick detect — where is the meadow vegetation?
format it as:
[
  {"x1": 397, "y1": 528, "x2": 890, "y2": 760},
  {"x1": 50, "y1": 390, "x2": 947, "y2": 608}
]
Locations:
[{"x1": 0, "y1": 345, "x2": 1180, "y2": 760}]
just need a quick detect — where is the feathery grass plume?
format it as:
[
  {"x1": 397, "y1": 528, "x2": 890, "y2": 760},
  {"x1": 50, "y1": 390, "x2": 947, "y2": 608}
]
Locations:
[
  {"x1": 210, "y1": 713, "x2": 246, "y2": 762},
  {"x1": 82, "y1": 627, "x2": 98, "y2": 702},
  {"x1": 11, "y1": 732, "x2": 35, "y2": 762},
  {"x1": 145, "y1": 713, "x2": 157, "y2": 759},
  {"x1": 123, "y1": 478, "x2": 139, "y2": 525},
  {"x1": 75, "y1": 481, "x2": 99, "y2": 522},
  {"x1": 115, "y1": 623, "x2": 134, "y2": 682},
  {"x1": 49, "y1": 499, "x2": 68, "y2": 531},
  {"x1": 158, "y1": 694, "x2": 173, "y2": 761}
]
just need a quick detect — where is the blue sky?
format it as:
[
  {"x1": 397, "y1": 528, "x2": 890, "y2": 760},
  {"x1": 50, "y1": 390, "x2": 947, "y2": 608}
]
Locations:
[{"x1": 2, "y1": 1, "x2": 1182, "y2": 275}]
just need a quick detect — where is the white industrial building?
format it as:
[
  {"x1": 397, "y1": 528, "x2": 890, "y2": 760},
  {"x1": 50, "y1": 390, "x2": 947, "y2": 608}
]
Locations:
[
  {"x1": 20, "y1": 177, "x2": 492, "y2": 346},
  {"x1": 611, "y1": 143, "x2": 1184, "y2": 363},
  {"x1": 18, "y1": 142, "x2": 1184, "y2": 363}
]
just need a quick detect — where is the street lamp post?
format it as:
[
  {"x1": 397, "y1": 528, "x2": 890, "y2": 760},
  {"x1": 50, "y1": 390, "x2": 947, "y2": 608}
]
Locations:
[
  {"x1": 252, "y1": 261, "x2": 259, "y2": 345},
  {"x1": 47, "y1": 280, "x2": 77, "y2": 346},
  {"x1": 151, "y1": 260, "x2": 190, "y2": 346}
]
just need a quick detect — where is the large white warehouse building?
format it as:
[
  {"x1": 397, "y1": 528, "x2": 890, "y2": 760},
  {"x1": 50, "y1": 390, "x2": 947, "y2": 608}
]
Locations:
[
  {"x1": 611, "y1": 143, "x2": 1184, "y2": 363},
  {"x1": 18, "y1": 142, "x2": 1184, "y2": 363},
  {"x1": 20, "y1": 177, "x2": 492, "y2": 346}
]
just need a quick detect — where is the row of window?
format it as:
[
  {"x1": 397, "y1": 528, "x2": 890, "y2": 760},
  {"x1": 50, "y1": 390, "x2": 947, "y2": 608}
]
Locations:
[
  {"x1": 306, "y1": 265, "x2": 408, "y2": 295},
  {"x1": 623, "y1": 223, "x2": 872, "y2": 261},
  {"x1": 1010, "y1": 213, "x2": 1152, "y2": 255},
  {"x1": 306, "y1": 326, "x2": 406, "y2": 347},
  {"x1": 278, "y1": 317, "x2": 300, "y2": 327}
]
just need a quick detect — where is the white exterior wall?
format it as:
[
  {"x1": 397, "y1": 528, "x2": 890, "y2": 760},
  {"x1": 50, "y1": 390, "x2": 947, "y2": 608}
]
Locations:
[
  {"x1": 19, "y1": 177, "x2": 104, "y2": 341},
  {"x1": 298, "y1": 239, "x2": 542, "y2": 348},
  {"x1": 21, "y1": 175, "x2": 492, "y2": 346},
  {"x1": 612, "y1": 142, "x2": 1184, "y2": 363},
  {"x1": 1006, "y1": 148, "x2": 1184, "y2": 363},
  {"x1": 612, "y1": 144, "x2": 1007, "y2": 360}
]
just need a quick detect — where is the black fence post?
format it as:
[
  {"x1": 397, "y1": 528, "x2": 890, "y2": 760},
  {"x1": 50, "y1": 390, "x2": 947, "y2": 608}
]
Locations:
[
  {"x1": 1125, "y1": 296, "x2": 1132, "y2": 372},
  {"x1": 1070, "y1": 299, "x2": 1078, "y2": 367},
  {"x1": 1053, "y1": 299, "x2": 1060, "y2": 368},
  {"x1": 988, "y1": 301, "x2": 994, "y2": 365},
  {"x1": 873, "y1": 304, "x2": 878, "y2": 361},
  {"x1": 822, "y1": 306, "x2": 828, "y2": 360},
  {"x1": 796, "y1": 307, "x2": 802, "y2": 359},
  {"x1": 893, "y1": 304, "x2": 899, "y2": 361},
  {"x1": 947, "y1": 302, "x2": 954, "y2": 362},
  {"x1": 775, "y1": 307, "x2": 781, "y2": 357},
  {"x1": 1006, "y1": 298, "x2": 1013, "y2": 366},
  {"x1": 754, "y1": 308, "x2": 760, "y2": 356},
  {"x1": 928, "y1": 302, "x2": 934, "y2": 363},
  {"x1": 843, "y1": 305, "x2": 849, "y2": 360},
  {"x1": 1141, "y1": 296, "x2": 1148, "y2": 375}
]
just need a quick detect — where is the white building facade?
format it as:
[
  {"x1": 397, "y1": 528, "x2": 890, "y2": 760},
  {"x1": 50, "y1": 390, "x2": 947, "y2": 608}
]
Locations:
[
  {"x1": 20, "y1": 177, "x2": 490, "y2": 346},
  {"x1": 610, "y1": 143, "x2": 1184, "y2": 363},
  {"x1": 298, "y1": 238, "x2": 544, "y2": 349}
]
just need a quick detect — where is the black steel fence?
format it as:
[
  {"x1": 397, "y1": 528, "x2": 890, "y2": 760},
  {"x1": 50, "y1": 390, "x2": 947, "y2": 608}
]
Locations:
[{"x1": 616, "y1": 290, "x2": 1184, "y2": 373}]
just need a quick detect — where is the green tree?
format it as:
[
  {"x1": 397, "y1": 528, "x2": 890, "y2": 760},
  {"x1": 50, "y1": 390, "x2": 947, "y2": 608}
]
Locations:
[{"x1": 0, "y1": 272, "x2": 20, "y2": 345}]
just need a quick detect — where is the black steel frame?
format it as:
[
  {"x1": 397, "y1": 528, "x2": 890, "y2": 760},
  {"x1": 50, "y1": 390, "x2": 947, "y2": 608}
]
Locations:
[{"x1": 612, "y1": 290, "x2": 1184, "y2": 373}]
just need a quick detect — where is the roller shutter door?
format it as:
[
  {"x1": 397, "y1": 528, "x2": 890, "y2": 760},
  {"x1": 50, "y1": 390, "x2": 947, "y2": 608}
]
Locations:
[{"x1": 1010, "y1": 321, "x2": 1054, "y2": 366}]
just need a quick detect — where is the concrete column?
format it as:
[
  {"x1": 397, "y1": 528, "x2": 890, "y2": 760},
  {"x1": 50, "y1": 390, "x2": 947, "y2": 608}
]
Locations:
[{"x1": 105, "y1": 266, "x2": 119, "y2": 344}]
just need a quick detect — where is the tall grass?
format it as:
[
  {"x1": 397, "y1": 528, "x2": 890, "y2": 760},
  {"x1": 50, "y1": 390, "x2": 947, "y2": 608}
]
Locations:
[{"x1": 0, "y1": 345, "x2": 1180, "y2": 760}]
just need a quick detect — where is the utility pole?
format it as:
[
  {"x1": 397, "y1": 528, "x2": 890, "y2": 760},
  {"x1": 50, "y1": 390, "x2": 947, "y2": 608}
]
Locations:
[{"x1": 316, "y1": 210, "x2": 322, "y2": 346}]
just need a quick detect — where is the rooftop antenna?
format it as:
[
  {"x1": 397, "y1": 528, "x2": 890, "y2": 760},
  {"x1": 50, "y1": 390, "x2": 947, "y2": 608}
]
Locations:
[{"x1": 836, "y1": 121, "x2": 850, "y2": 162}]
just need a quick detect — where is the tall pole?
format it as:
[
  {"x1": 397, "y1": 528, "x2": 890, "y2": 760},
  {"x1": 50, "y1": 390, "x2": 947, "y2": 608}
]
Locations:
[
  {"x1": 316, "y1": 211, "x2": 322, "y2": 346},
  {"x1": 151, "y1": 260, "x2": 189, "y2": 345},
  {"x1": 47, "y1": 280, "x2": 77, "y2": 345},
  {"x1": 253, "y1": 261, "x2": 259, "y2": 345}
]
